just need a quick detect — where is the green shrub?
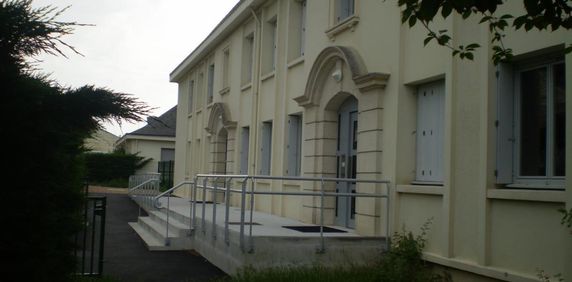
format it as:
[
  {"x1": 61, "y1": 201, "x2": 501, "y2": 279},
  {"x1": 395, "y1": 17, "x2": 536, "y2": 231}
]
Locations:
[
  {"x1": 83, "y1": 149, "x2": 150, "y2": 186},
  {"x1": 220, "y1": 219, "x2": 449, "y2": 282}
]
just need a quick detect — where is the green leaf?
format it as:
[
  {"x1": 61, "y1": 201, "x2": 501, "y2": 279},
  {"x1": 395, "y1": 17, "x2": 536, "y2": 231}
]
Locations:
[
  {"x1": 441, "y1": 4, "x2": 452, "y2": 18},
  {"x1": 423, "y1": 36, "x2": 433, "y2": 46},
  {"x1": 466, "y1": 43, "x2": 481, "y2": 49},
  {"x1": 465, "y1": 52, "x2": 474, "y2": 60},
  {"x1": 408, "y1": 15, "x2": 417, "y2": 27}
]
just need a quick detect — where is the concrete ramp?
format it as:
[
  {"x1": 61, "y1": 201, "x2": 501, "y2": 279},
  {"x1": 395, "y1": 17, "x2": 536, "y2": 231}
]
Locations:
[{"x1": 130, "y1": 197, "x2": 387, "y2": 274}]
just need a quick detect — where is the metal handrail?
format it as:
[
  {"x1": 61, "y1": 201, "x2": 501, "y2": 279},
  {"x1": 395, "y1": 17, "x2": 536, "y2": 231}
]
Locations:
[{"x1": 189, "y1": 174, "x2": 391, "y2": 253}]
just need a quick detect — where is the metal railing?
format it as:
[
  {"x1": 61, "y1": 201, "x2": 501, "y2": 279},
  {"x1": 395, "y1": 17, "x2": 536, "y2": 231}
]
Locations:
[
  {"x1": 151, "y1": 181, "x2": 194, "y2": 245},
  {"x1": 128, "y1": 173, "x2": 161, "y2": 211},
  {"x1": 189, "y1": 174, "x2": 391, "y2": 253},
  {"x1": 75, "y1": 195, "x2": 107, "y2": 277}
]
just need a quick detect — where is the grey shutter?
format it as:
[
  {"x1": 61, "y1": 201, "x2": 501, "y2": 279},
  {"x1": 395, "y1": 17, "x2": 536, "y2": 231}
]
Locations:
[
  {"x1": 240, "y1": 127, "x2": 250, "y2": 174},
  {"x1": 260, "y1": 122, "x2": 272, "y2": 175},
  {"x1": 287, "y1": 116, "x2": 301, "y2": 176},
  {"x1": 416, "y1": 81, "x2": 445, "y2": 182},
  {"x1": 495, "y1": 63, "x2": 515, "y2": 184}
]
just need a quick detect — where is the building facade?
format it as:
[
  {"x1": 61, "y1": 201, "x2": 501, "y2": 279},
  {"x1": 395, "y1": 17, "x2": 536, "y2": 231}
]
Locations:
[
  {"x1": 170, "y1": 0, "x2": 571, "y2": 280},
  {"x1": 116, "y1": 106, "x2": 177, "y2": 174}
]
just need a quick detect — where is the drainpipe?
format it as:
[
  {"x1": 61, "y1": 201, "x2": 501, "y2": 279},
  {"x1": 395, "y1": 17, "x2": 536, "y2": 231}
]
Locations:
[{"x1": 249, "y1": 7, "x2": 262, "y2": 176}]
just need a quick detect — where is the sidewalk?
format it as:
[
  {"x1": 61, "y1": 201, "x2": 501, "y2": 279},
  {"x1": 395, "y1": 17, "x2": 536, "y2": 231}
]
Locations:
[{"x1": 91, "y1": 190, "x2": 226, "y2": 282}]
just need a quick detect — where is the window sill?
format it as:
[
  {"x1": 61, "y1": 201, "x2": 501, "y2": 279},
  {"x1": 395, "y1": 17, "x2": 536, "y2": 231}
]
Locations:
[
  {"x1": 487, "y1": 188, "x2": 566, "y2": 203},
  {"x1": 240, "y1": 83, "x2": 252, "y2": 92},
  {"x1": 196, "y1": 108, "x2": 203, "y2": 114},
  {"x1": 255, "y1": 179, "x2": 272, "y2": 186},
  {"x1": 261, "y1": 71, "x2": 275, "y2": 82},
  {"x1": 219, "y1": 87, "x2": 230, "y2": 95},
  {"x1": 287, "y1": 56, "x2": 304, "y2": 69},
  {"x1": 206, "y1": 103, "x2": 213, "y2": 109},
  {"x1": 187, "y1": 113, "x2": 193, "y2": 118},
  {"x1": 396, "y1": 184, "x2": 444, "y2": 196},
  {"x1": 325, "y1": 15, "x2": 360, "y2": 40}
]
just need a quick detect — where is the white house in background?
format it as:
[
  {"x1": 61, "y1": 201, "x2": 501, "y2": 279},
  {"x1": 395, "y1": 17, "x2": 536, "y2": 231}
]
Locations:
[
  {"x1": 163, "y1": 0, "x2": 569, "y2": 280},
  {"x1": 116, "y1": 106, "x2": 177, "y2": 174},
  {"x1": 84, "y1": 129, "x2": 118, "y2": 153}
]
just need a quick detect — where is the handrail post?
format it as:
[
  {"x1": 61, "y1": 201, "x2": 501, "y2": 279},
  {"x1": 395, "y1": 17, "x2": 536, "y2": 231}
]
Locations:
[
  {"x1": 165, "y1": 191, "x2": 171, "y2": 246},
  {"x1": 191, "y1": 177, "x2": 199, "y2": 234},
  {"x1": 239, "y1": 177, "x2": 248, "y2": 252},
  {"x1": 212, "y1": 178, "x2": 219, "y2": 240},
  {"x1": 318, "y1": 177, "x2": 325, "y2": 253},
  {"x1": 249, "y1": 176, "x2": 255, "y2": 253},
  {"x1": 202, "y1": 177, "x2": 208, "y2": 234},
  {"x1": 224, "y1": 178, "x2": 232, "y2": 245}
]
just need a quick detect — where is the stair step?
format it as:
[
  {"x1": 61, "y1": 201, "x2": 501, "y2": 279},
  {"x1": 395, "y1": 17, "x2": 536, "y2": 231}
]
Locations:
[
  {"x1": 149, "y1": 210, "x2": 190, "y2": 234},
  {"x1": 128, "y1": 222, "x2": 176, "y2": 251}
]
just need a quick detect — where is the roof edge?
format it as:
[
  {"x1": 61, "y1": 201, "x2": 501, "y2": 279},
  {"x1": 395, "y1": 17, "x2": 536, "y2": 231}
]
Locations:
[{"x1": 169, "y1": 0, "x2": 259, "y2": 82}]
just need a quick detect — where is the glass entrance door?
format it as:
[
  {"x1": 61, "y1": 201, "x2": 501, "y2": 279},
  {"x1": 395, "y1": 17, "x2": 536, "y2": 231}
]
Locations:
[{"x1": 335, "y1": 97, "x2": 357, "y2": 228}]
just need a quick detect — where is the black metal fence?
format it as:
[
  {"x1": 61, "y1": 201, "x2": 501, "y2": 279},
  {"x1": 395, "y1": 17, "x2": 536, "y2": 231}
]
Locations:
[
  {"x1": 75, "y1": 184, "x2": 107, "y2": 277},
  {"x1": 158, "y1": 160, "x2": 174, "y2": 190}
]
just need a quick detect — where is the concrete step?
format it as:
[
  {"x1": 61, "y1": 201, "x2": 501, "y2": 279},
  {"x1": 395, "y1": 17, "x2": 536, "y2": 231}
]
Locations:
[
  {"x1": 148, "y1": 210, "x2": 190, "y2": 237},
  {"x1": 128, "y1": 222, "x2": 176, "y2": 251},
  {"x1": 136, "y1": 216, "x2": 191, "y2": 250}
]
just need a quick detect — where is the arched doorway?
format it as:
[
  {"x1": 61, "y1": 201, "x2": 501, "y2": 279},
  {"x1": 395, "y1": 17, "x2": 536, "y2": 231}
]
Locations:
[
  {"x1": 212, "y1": 128, "x2": 228, "y2": 174},
  {"x1": 335, "y1": 96, "x2": 358, "y2": 228}
]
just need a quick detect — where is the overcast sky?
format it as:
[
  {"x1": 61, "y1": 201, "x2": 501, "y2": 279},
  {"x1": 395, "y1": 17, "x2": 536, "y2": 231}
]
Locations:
[{"x1": 31, "y1": 0, "x2": 238, "y2": 137}]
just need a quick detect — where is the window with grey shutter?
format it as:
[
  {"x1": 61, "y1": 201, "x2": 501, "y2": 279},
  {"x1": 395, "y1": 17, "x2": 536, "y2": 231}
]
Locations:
[
  {"x1": 207, "y1": 64, "x2": 214, "y2": 104},
  {"x1": 415, "y1": 80, "x2": 445, "y2": 183},
  {"x1": 240, "y1": 127, "x2": 250, "y2": 175},
  {"x1": 495, "y1": 63, "x2": 515, "y2": 184},
  {"x1": 286, "y1": 115, "x2": 302, "y2": 176},
  {"x1": 260, "y1": 122, "x2": 273, "y2": 175}
]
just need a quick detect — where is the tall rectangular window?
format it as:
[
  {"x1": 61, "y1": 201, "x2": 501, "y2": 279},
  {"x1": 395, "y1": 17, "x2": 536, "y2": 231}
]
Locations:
[
  {"x1": 299, "y1": 0, "x2": 306, "y2": 56},
  {"x1": 263, "y1": 17, "x2": 277, "y2": 73},
  {"x1": 188, "y1": 80, "x2": 194, "y2": 114},
  {"x1": 496, "y1": 57, "x2": 565, "y2": 189},
  {"x1": 337, "y1": 0, "x2": 355, "y2": 22},
  {"x1": 240, "y1": 127, "x2": 250, "y2": 174},
  {"x1": 207, "y1": 64, "x2": 215, "y2": 104},
  {"x1": 286, "y1": 115, "x2": 302, "y2": 176},
  {"x1": 270, "y1": 19, "x2": 277, "y2": 70},
  {"x1": 222, "y1": 49, "x2": 230, "y2": 89},
  {"x1": 415, "y1": 80, "x2": 445, "y2": 183},
  {"x1": 197, "y1": 72, "x2": 204, "y2": 108},
  {"x1": 242, "y1": 33, "x2": 254, "y2": 84},
  {"x1": 260, "y1": 121, "x2": 273, "y2": 175}
]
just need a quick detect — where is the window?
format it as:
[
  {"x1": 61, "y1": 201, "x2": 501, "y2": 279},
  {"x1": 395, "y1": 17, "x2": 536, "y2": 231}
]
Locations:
[
  {"x1": 415, "y1": 80, "x2": 445, "y2": 183},
  {"x1": 287, "y1": 0, "x2": 306, "y2": 61},
  {"x1": 242, "y1": 33, "x2": 254, "y2": 84},
  {"x1": 263, "y1": 17, "x2": 277, "y2": 74},
  {"x1": 260, "y1": 121, "x2": 273, "y2": 175},
  {"x1": 337, "y1": 0, "x2": 355, "y2": 22},
  {"x1": 207, "y1": 64, "x2": 215, "y2": 104},
  {"x1": 222, "y1": 49, "x2": 230, "y2": 90},
  {"x1": 160, "y1": 148, "x2": 175, "y2": 162},
  {"x1": 188, "y1": 80, "x2": 194, "y2": 114},
  {"x1": 240, "y1": 127, "x2": 250, "y2": 174},
  {"x1": 197, "y1": 72, "x2": 204, "y2": 108},
  {"x1": 286, "y1": 115, "x2": 302, "y2": 176},
  {"x1": 496, "y1": 57, "x2": 565, "y2": 188}
]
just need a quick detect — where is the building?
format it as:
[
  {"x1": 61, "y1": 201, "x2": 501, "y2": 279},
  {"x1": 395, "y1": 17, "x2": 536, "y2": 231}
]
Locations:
[
  {"x1": 84, "y1": 129, "x2": 118, "y2": 153},
  {"x1": 116, "y1": 106, "x2": 177, "y2": 174},
  {"x1": 168, "y1": 0, "x2": 570, "y2": 280}
]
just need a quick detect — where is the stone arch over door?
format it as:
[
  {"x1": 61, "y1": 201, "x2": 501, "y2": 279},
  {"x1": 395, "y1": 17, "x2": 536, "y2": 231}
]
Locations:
[
  {"x1": 294, "y1": 46, "x2": 390, "y2": 235},
  {"x1": 205, "y1": 103, "x2": 237, "y2": 175}
]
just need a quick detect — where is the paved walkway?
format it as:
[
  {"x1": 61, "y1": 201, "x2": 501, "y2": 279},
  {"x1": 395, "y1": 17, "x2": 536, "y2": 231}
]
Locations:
[{"x1": 92, "y1": 190, "x2": 226, "y2": 282}]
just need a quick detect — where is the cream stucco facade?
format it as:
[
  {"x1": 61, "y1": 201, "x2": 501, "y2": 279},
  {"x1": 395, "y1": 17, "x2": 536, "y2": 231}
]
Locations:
[
  {"x1": 170, "y1": 1, "x2": 571, "y2": 280},
  {"x1": 84, "y1": 129, "x2": 118, "y2": 153}
]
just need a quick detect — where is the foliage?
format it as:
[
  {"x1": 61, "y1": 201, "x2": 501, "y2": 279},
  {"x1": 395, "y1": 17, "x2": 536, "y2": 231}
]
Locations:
[
  {"x1": 378, "y1": 218, "x2": 449, "y2": 282},
  {"x1": 537, "y1": 269, "x2": 564, "y2": 282},
  {"x1": 83, "y1": 149, "x2": 151, "y2": 187},
  {"x1": 1, "y1": 1, "x2": 150, "y2": 281},
  {"x1": 219, "y1": 219, "x2": 449, "y2": 282},
  {"x1": 398, "y1": 0, "x2": 572, "y2": 64},
  {"x1": 558, "y1": 208, "x2": 572, "y2": 229}
]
